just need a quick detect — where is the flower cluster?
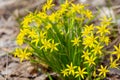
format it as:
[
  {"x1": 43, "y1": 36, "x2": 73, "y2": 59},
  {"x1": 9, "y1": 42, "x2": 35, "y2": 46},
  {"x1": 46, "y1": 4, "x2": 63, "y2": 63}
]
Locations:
[
  {"x1": 61, "y1": 63, "x2": 87, "y2": 79},
  {"x1": 61, "y1": 63, "x2": 109, "y2": 79},
  {"x1": 13, "y1": 0, "x2": 119, "y2": 80}
]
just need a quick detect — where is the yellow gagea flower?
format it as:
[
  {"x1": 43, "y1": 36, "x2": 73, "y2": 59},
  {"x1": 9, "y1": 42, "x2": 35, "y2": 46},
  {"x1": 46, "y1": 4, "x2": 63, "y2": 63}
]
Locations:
[
  {"x1": 14, "y1": 47, "x2": 32, "y2": 62},
  {"x1": 71, "y1": 37, "x2": 81, "y2": 46},
  {"x1": 66, "y1": 63, "x2": 77, "y2": 76},
  {"x1": 75, "y1": 67, "x2": 87, "y2": 79},
  {"x1": 42, "y1": 0, "x2": 55, "y2": 12},
  {"x1": 98, "y1": 65, "x2": 109, "y2": 77}
]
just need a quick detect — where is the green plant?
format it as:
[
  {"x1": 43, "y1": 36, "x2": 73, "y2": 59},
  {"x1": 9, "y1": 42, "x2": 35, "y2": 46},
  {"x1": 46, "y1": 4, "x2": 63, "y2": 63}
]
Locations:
[{"x1": 13, "y1": 0, "x2": 120, "y2": 80}]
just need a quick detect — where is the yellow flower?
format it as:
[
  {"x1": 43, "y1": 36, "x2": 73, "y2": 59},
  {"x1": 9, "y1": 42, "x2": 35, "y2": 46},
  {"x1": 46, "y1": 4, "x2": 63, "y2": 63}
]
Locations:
[
  {"x1": 99, "y1": 36, "x2": 110, "y2": 45},
  {"x1": 71, "y1": 4, "x2": 84, "y2": 13},
  {"x1": 98, "y1": 65, "x2": 109, "y2": 77},
  {"x1": 49, "y1": 40, "x2": 59, "y2": 52},
  {"x1": 84, "y1": 55, "x2": 96, "y2": 66},
  {"x1": 46, "y1": 23, "x2": 52, "y2": 30},
  {"x1": 20, "y1": 29, "x2": 29, "y2": 35},
  {"x1": 100, "y1": 16, "x2": 112, "y2": 26},
  {"x1": 16, "y1": 33, "x2": 24, "y2": 46},
  {"x1": 110, "y1": 56, "x2": 119, "y2": 69},
  {"x1": 21, "y1": 13, "x2": 34, "y2": 27},
  {"x1": 112, "y1": 44, "x2": 120, "y2": 60},
  {"x1": 28, "y1": 29, "x2": 37, "y2": 39},
  {"x1": 61, "y1": 69, "x2": 68, "y2": 77},
  {"x1": 92, "y1": 44, "x2": 103, "y2": 55},
  {"x1": 82, "y1": 24, "x2": 94, "y2": 37},
  {"x1": 66, "y1": 63, "x2": 77, "y2": 76},
  {"x1": 104, "y1": 37, "x2": 110, "y2": 45},
  {"x1": 83, "y1": 33, "x2": 98, "y2": 48},
  {"x1": 37, "y1": 12, "x2": 47, "y2": 19},
  {"x1": 31, "y1": 31, "x2": 46, "y2": 46},
  {"x1": 85, "y1": 9, "x2": 93, "y2": 19},
  {"x1": 14, "y1": 47, "x2": 32, "y2": 62},
  {"x1": 42, "y1": 0, "x2": 55, "y2": 12},
  {"x1": 16, "y1": 28, "x2": 30, "y2": 46},
  {"x1": 13, "y1": 48, "x2": 20, "y2": 57},
  {"x1": 82, "y1": 50, "x2": 90, "y2": 60},
  {"x1": 34, "y1": 17, "x2": 42, "y2": 27},
  {"x1": 85, "y1": 24, "x2": 94, "y2": 31},
  {"x1": 57, "y1": 6, "x2": 66, "y2": 16},
  {"x1": 71, "y1": 4, "x2": 79, "y2": 13},
  {"x1": 93, "y1": 70, "x2": 97, "y2": 78},
  {"x1": 96, "y1": 25, "x2": 110, "y2": 36},
  {"x1": 71, "y1": 37, "x2": 81, "y2": 46},
  {"x1": 49, "y1": 13, "x2": 57, "y2": 23},
  {"x1": 31, "y1": 35, "x2": 39, "y2": 46},
  {"x1": 75, "y1": 67, "x2": 87, "y2": 79},
  {"x1": 40, "y1": 31, "x2": 47, "y2": 40},
  {"x1": 61, "y1": 0, "x2": 70, "y2": 9},
  {"x1": 40, "y1": 39, "x2": 51, "y2": 51}
]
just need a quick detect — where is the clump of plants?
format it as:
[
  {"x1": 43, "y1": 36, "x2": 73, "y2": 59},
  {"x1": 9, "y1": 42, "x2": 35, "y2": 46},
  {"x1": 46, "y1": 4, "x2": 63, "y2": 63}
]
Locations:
[{"x1": 13, "y1": 0, "x2": 120, "y2": 80}]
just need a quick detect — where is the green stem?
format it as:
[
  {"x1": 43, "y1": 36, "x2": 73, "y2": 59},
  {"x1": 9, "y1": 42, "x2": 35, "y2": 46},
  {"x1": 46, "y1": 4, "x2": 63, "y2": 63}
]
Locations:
[
  {"x1": 79, "y1": 76, "x2": 81, "y2": 80},
  {"x1": 73, "y1": 46, "x2": 77, "y2": 64}
]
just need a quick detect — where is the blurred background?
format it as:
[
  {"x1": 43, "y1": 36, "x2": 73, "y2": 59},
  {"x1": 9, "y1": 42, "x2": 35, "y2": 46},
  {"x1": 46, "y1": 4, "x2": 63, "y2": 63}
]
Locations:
[{"x1": 0, "y1": 0, "x2": 120, "y2": 80}]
